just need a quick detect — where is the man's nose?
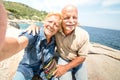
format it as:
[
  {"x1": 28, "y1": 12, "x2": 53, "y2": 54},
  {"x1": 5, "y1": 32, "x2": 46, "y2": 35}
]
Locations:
[{"x1": 69, "y1": 17, "x2": 74, "y2": 22}]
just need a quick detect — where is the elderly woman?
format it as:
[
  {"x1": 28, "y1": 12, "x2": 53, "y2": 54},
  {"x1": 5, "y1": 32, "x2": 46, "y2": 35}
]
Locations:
[{"x1": 0, "y1": 12, "x2": 61, "y2": 80}]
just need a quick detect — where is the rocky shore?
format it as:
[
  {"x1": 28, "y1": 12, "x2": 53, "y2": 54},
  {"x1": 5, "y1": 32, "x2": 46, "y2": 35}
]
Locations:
[
  {"x1": 0, "y1": 23, "x2": 120, "y2": 80},
  {"x1": 87, "y1": 43, "x2": 120, "y2": 80}
]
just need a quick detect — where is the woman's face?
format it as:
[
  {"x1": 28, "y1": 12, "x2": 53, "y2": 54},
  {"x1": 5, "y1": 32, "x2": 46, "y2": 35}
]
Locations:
[{"x1": 44, "y1": 15, "x2": 60, "y2": 38}]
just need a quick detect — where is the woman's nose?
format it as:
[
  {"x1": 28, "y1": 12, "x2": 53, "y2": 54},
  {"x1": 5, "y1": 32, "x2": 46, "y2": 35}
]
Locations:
[{"x1": 49, "y1": 22, "x2": 54, "y2": 28}]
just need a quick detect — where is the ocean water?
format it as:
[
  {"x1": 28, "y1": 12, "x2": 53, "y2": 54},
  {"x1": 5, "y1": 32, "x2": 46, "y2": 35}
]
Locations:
[
  {"x1": 18, "y1": 22, "x2": 43, "y2": 30},
  {"x1": 82, "y1": 26, "x2": 120, "y2": 50},
  {"x1": 18, "y1": 23, "x2": 120, "y2": 50}
]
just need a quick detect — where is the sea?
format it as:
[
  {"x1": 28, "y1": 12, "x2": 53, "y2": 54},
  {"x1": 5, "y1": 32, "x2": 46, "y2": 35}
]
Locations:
[
  {"x1": 18, "y1": 23, "x2": 120, "y2": 50},
  {"x1": 82, "y1": 26, "x2": 120, "y2": 50}
]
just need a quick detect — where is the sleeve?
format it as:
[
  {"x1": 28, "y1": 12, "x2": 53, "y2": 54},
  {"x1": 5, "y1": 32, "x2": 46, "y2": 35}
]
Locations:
[
  {"x1": 19, "y1": 31, "x2": 37, "y2": 46},
  {"x1": 78, "y1": 32, "x2": 90, "y2": 57}
]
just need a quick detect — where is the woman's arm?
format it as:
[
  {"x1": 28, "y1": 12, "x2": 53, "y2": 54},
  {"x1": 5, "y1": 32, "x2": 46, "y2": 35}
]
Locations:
[
  {"x1": 0, "y1": 36, "x2": 28, "y2": 61},
  {"x1": 0, "y1": 3, "x2": 7, "y2": 50}
]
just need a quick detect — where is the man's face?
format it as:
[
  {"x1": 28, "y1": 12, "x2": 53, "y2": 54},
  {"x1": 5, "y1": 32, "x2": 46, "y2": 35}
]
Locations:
[
  {"x1": 44, "y1": 15, "x2": 60, "y2": 37},
  {"x1": 62, "y1": 7, "x2": 78, "y2": 34}
]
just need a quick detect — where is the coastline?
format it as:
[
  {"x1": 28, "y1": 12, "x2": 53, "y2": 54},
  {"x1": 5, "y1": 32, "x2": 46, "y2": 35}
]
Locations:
[{"x1": 0, "y1": 21, "x2": 120, "y2": 80}]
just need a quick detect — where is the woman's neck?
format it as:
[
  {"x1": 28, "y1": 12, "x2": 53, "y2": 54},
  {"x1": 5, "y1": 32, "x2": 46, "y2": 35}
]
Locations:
[{"x1": 46, "y1": 36, "x2": 51, "y2": 44}]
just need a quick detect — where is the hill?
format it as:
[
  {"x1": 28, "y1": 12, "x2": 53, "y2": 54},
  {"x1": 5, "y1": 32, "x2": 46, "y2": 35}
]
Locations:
[{"x1": 3, "y1": 1, "x2": 48, "y2": 21}]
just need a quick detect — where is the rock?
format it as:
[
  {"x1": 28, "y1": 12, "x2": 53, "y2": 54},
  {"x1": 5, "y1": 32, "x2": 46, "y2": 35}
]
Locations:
[
  {"x1": 8, "y1": 21, "x2": 20, "y2": 29},
  {"x1": 0, "y1": 26, "x2": 120, "y2": 80},
  {"x1": 0, "y1": 50, "x2": 24, "y2": 80},
  {"x1": 87, "y1": 43, "x2": 120, "y2": 80}
]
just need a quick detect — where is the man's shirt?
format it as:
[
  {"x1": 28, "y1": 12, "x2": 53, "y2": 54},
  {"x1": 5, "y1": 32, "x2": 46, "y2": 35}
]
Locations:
[{"x1": 55, "y1": 27, "x2": 89, "y2": 61}]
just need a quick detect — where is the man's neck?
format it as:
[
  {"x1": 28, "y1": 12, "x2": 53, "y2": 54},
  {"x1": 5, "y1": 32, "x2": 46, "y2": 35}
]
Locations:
[{"x1": 63, "y1": 30, "x2": 74, "y2": 36}]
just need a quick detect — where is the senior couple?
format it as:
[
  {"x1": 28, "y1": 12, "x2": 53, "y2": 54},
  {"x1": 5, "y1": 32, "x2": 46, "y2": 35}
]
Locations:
[{"x1": 0, "y1": 4, "x2": 89, "y2": 80}]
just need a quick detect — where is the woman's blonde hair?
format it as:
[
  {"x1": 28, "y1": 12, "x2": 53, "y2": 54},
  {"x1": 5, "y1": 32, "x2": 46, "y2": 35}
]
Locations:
[
  {"x1": 45, "y1": 12, "x2": 62, "y2": 22},
  {"x1": 44, "y1": 12, "x2": 62, "y2": 31},
  {"x1": 46, "y1": 12, "x2": 61, "y2": 18}
]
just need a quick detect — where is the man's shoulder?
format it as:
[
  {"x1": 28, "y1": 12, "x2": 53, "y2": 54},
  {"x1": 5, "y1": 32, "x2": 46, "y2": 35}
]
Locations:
[
  {"x1": 75, "y1": 27, "x2": 88, "y2": 34},
  {"x1": 74, "y1": 27, "x2": 89, "y2": 40}
]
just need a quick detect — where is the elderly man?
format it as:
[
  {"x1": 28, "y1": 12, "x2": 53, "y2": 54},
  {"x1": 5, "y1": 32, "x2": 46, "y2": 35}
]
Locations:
[{"x1": 53, "y1": 5, "x2": 89, "y2": 80}]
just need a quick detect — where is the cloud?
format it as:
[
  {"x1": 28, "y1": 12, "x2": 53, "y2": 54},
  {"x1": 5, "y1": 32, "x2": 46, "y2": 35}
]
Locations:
[
  {"x1": 99, "y1": 10, "x2": 120, "y2": 14},
  {"x1": 6, "y1": 0, "x2": 101, "y2": 11},
  {"x1": 102, "y1": 0, "x2": 120, "y2": 7},
  {"x1": 30, "y1": 0, "x2": 101, "y2": 12},
  {"x1": 6, "y1": 0, "x2": 120, "y2": 14}
]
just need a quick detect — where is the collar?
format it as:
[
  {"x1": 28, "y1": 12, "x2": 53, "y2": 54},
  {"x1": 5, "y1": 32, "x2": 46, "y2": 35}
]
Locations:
[
  {"x1": 39, "y1": 26, "x2": 55, "y2": 45},
  {"x1": 59, "y1": 27, "x2": 76, "y2": 37}
]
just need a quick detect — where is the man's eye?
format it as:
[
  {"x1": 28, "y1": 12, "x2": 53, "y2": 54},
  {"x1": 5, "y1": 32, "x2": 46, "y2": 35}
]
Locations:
[
  {"x1": 64, "y1": 17, "x2": 69, "y2": 20},
  {"x1": 73, "y1": 16, "x2": 78, "y2": 19}
]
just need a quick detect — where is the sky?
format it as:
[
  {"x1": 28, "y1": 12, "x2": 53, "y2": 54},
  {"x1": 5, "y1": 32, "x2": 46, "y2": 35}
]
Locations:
[{"x1": 6, "y1": 0, "x2": 120, "y2": 30}]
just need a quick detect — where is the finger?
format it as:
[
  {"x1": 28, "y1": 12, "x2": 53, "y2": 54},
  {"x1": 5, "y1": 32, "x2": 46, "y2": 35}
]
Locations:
[
  {"x1": 52, "y1": 70, "x2": 57, "y2": 75},
  {"x1": 32, "y1": 29, "x2": 36, "y2": 36},
  {"x1": 53, "y1": 71, "x2": 58, "y2": 78},
  {"x1": 25, "y1": 26, "x2": 32, "y2": 34},
  {"x1": 54, "y1": 74, "x2": 59, "y2": 78},
  {"x1": 36, "y1": 27, "x2": 39, "y2": 34},
  {"x1": 54, "y1": 72, "x2": 61, "y2": 78},
  {"x1": 56, "y1": 65, "x2": 59, "y2": 67},
  {"x1": 33, "y1": 27, "x2": 38, "y2": 35}
]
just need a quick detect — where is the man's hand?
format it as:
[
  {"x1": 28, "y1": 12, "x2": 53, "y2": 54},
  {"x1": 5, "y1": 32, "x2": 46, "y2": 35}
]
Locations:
[
  {"x1": 25, "y1": 24, "x2": 40, "y2": 36},
  {"x1": 53, "y1": 65, "x2": 68, "y2": 78},
  {"x1": 52, "y1": 57, "x2": 86, "y2": 78}
]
